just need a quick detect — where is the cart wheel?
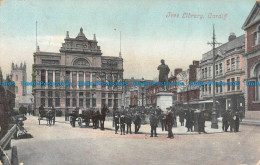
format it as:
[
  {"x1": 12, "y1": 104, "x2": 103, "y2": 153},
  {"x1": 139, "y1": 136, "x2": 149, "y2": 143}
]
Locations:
[{"x1": 78, "y1": 117, "x2": 82, "y2": 128}]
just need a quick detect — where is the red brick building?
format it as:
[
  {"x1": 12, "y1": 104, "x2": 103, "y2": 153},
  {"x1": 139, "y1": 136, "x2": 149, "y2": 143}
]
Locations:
[
  {"x1": 242, "y1": 2, "x2": 260, "y2": 120},
  {"x1": 177, "y1": 61, "x2": 200, "y2": 106}
]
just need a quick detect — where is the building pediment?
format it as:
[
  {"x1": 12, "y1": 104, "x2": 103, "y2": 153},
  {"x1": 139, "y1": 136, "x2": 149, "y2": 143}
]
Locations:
[{"x1": 242, "y1": 2, "x2": 260, "y2": 30}]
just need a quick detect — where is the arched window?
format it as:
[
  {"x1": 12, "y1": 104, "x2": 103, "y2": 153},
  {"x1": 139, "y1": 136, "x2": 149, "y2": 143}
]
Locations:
[
  {"x1": 73, "y1": 58, "x2": 90, "y2": 66},
  {"x1": 255, "y1": 64, "x2": 260, "y2": 101}
]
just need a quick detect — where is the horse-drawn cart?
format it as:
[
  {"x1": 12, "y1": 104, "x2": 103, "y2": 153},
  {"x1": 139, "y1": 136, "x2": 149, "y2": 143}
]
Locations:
[
  {"x1": 38, "y1": 108, "x2": 56, "y2": 126},
  {"x1": 69, "y1": 110, "x2": 94, "y2": 128}
]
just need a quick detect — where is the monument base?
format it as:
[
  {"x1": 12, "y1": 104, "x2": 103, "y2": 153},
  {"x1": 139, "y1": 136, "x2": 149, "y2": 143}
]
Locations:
[{"x1": 156, "y1": 91, "x2": 173, "y2": 112}]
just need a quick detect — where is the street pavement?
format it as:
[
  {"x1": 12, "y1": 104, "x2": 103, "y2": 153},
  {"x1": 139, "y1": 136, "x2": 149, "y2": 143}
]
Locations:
[{"x1": 12, "y1": 115, "x2": 260, "y2": 165}]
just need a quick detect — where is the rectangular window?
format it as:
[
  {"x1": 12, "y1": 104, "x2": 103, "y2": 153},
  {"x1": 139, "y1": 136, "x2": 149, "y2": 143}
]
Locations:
[
  {"x1": 205, "y1": 85, "x2": 207, "y2": 92},
  {"x1": 216, "y1": 65, "x2": 218, "y2": 75},
  {"x1": 231, "y1": 58, "x2": 235, "y2": 71},
  {"x1": 72, "y1": 72, "x2": 77, "y2": 88},
  {"x1": 92, "y1": 73, "x2": 96, "y2": 88},
  {"x1": 86, "y1": 99, "x2": 90, "y2": 108},
  {"x1": 254, "y1": 32, "x2": 258, "y2": 46},
  {"x1": 48, "y1": 91, "x2": 53, "y2": 107},
  {"x1": 219, "y1": 63, "x2": 223, "y2": 74},
  {"x1": 85, "y1": 72, "x2": 90, "y2": 82},
  {"x1": 55, "y1": 91, "x2": 60, "y2": 107},
  {"x1": 92, "y1": 98, "x2": 96, "y2": 107},
  {"x1": 237, "y1": 77, "x2": 240, "y2": 90},
  {"x1": 66, "y1": 92, "x2": 70, "y2": 107},
  {"x1": 79, "y1": 72, "x2": 84, "y2": 88},
  {"x1": 227, "y1": 79, "x2": 230, "y2": 91},
  {"x1": 48, "y1": 71, "x2": 53, "y2": 83},
  {"x1": 79, "y1": 92, "x2": 83, "y2": 107},
  {"x1": 66, "y1": 71, "x2": 70, "y2": 82},
  {"x1": 55, "y1": 71, "x2": 60, "y2": 82},
  {"x1": 231, "y1": 78, "x2": 235, "y2": 91},
  {"x1": 227, "y1": 60, "x2": 230, "y2": 71},
  {"x1": 202, "y1": 69, "x2": 204, "y2": 78},
  {"x1": 220, "y1": 85, "x2": 223, "y2": 93},
  {"x1": 216, "y1": 85, "x2": 218, "y2": 93},
  {"x1": 205, "y1": 68, "x2": 207, "y2": 78},
  {"x1": 236, "y1": 57, "x2": 240, "y2": 69},
  {"x1": 209, "y1": 84, "x2": 211, "y2": 94},
  {"x1": 208, "y1": 67, "x2": 211, "y2": 77},
  {"x1": 41, "y1": 91, "x2": 45, "y2": 106},
  {"x1": 41, "y1": 70, "x2": 46, "y2": 85},
  {"x1": 72, "y1": 92, "x2": 77, "y2": 107}
]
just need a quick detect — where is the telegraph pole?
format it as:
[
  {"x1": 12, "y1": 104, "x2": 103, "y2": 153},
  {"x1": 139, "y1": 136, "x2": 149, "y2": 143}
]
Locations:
[{"x1": 207, "y1": 24, "x2": 221, "y2": 129}]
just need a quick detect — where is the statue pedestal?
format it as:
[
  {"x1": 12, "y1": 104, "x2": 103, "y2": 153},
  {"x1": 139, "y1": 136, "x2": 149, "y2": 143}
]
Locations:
[{"x1": 156, "y1": 91, "x2": 173, "y2": 112}]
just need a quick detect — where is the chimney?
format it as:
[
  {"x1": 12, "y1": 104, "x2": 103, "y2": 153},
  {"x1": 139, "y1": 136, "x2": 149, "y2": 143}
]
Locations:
[
  {"x1": 192, "y1": 60, "x2": 200, "y2": 67},
  {"x1": 174, "y1": 68, "x2": 183, "y2": 76},
  {"x1": 228, "y1": 33, "x2": 236, "y2": 42}
]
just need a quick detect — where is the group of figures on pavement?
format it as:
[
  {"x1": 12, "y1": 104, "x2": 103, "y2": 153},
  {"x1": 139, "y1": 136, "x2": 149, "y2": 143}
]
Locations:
[
  {"x1": 222, "y1": 110, "x2": 240, "y2": 133},
  {"x1": 36, "y1": 102, "x2": 242, "y2": 139}
]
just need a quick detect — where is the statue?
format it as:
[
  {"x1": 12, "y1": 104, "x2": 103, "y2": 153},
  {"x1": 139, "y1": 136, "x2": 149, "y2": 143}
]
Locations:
[{"x1": 157, "y1": 59, "x2": 170, "y2": 90}]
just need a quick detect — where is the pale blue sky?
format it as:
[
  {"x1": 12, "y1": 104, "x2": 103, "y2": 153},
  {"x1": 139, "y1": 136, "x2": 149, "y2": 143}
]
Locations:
[{"x1": 0, "y1": 0, "x2": 256, "y2": 83}]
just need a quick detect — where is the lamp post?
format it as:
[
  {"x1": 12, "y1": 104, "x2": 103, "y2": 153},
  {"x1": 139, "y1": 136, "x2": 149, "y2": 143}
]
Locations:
[{"x1": 208, "y1": 24, "x2": 221, "y2": 129}]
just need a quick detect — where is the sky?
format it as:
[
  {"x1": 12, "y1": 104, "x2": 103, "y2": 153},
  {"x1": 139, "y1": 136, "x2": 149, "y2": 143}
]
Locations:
[{"x1": 0, "y1": 0, "x2": 256, "y2": 86}]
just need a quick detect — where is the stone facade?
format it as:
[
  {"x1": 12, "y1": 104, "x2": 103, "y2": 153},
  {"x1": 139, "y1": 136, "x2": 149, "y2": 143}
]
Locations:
[
  {"x1": 242, "y1": 2, "x2": 260, "y2": 120},
  {"x1": 32, "y1": 28, "x2": 123, "y2": 114}
]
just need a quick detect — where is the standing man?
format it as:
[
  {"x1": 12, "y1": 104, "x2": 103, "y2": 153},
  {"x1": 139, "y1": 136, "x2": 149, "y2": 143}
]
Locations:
[
  {"x1": 166, "y1": 108, "x2": 174, "y2": 139},
  {"x1": 126, "y1": 112, "x2": 132, "y2": 134},
  {"x1": 133, "y1": 111, "x2": 141, "y2": 134},
  {"x1": 185, "y1": 109, "x2": 194, "y2": 132},
  {"x1": 65, "y1": 108, "x2": 69, "y2": 121},
  {"x1": 179, "y1": 109, "x2": 185, "y2": 126},
  {"x1": 120, "y1": 114, "x2": 126, "y2": 135},
  {"x1": 160, "y1": 112, "x2": 166, "y2": 131},
  {"x1": 149, "y1": 111, "x2": 158, "y2": 137},
  {"x1": 222, "y1": 110, "x2": 229, "y2": 132},
  {"x1": 234, "y1": 112, "x2": 240, "y2": 132},
  {"x1": 114, "y1": 111, "x2": 120, "y2": 134},
  {"x1": 198, "y1": 110, "x2": 206, "y2": 134}
]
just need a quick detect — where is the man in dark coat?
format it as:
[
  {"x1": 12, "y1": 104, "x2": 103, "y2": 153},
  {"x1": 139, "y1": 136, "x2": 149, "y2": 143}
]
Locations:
[
  {"x1": 120, "y1": 114, "x2": 126, "y2": 135},
  {"x1": 222, "y1": 110, "x2": 229, "y2": 132},
  {"x1": 179, "y1": 110, "x2": 185, "y2": 126},
  {"x1": 114, "y1": 111, "x2": 120, "y2": 134},
  {"x1": 234, "y1": 112, "x2": 240, "y2": 132},
  {"x1": 133, "y1": 111, "x2": 141, "y2": 134},
  {"x1": 126, "y1": 112, "x2": 132, "y2": 134},
  {"x1": 185, "y1": 109, "x2": 194, "y2": 132},
  {"x1": 160, "y1": 113, "x2": 166, "y2": 131},
  {"x1": 166, "y1": 109, "x2": 174, "y2": 138},
  {"x1": 228, "y1": 111, "x2": 235, "y2": 132},
  {"x1": 149, "y1": 111, "x2": 158, "y2": 137},
  {"x1": 198, "y1": 111, "x2": 206, "y2": 134},
  {"x1": 92, "y1": 110, "x2": 100, "y2": 129}
]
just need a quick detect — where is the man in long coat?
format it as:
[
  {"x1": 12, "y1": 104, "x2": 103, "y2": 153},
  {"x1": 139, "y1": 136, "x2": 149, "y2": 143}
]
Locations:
[
  {"x1": 185, "y1": 109, "x2": 194, "y2": 132},
  {"x1": 166, "y1": 109, "x2": 174, "y2": 138},
  {"x1": 149, "y1": 111, "x2": 158, "y2": 137}
]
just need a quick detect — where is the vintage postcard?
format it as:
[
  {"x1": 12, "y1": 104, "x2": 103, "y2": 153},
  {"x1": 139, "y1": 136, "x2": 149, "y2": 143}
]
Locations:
[{"x1": 0, "y1": 0, "x2": 260, "y2": 165}]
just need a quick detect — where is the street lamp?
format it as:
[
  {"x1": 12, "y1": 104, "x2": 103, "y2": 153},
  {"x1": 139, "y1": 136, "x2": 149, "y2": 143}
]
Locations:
[{"x1": 208, "y1": 24, "x2": 221, "y2": 129}]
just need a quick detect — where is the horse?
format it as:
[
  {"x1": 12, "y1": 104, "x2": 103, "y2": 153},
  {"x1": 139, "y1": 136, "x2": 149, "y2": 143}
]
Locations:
[
  {"x1": 46, "y1": 110, "x2": 55, "y2": 126},
  {"x1": 100, "y1": 105, "x2": 109, "y2": 130}
]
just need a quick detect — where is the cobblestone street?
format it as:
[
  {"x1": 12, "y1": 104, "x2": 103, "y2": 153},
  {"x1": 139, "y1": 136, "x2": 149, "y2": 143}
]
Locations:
[{"x1": 12, "y1": 116, "x2": 260, "y2": 165}]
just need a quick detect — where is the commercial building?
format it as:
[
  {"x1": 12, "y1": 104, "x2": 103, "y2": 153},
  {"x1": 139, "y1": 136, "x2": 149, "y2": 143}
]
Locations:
[{"x1": 200, "y1": 34, "x2": 245, "y2": 115}]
